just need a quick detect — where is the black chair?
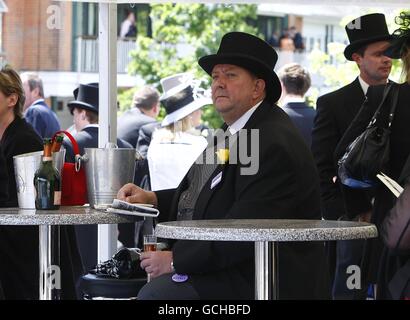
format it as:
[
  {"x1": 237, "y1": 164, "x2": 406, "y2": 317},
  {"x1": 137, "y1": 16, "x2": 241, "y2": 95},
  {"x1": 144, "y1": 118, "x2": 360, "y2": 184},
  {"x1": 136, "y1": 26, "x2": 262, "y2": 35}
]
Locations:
[{"x1": 80, "y1": 274, "x2": 147, "y2": 299}]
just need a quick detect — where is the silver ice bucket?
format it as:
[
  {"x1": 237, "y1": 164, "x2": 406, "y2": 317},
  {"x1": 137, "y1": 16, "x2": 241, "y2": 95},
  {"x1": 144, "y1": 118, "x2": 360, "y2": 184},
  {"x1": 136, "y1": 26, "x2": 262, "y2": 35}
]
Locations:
[
  {"x1": 13, "y1": 149, "x2": 66, "y2": 209},
  {"x1": 83, "y1": 147, "x2": 138, "y2": 208}
]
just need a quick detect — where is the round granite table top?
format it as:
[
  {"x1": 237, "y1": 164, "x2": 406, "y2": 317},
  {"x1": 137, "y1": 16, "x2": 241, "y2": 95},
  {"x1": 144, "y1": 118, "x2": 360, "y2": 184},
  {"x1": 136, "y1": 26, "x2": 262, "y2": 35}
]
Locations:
[
  {"x1": 0, "y1": 206, "x2": 139, "y2": 225},
  {"x1": 155, "y1": 219, "x2": 378, "y2": 242}
]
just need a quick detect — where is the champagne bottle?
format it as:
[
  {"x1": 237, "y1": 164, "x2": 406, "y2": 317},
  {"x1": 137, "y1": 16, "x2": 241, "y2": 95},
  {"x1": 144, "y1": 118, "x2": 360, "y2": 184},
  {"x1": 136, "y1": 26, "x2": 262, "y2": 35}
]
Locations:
[
  {"x1": 51, "y1": 135, "x2": 64, "y2": 153},
  {"x1": 34, "y1": 138, "x2": 61, "y2": 210}
]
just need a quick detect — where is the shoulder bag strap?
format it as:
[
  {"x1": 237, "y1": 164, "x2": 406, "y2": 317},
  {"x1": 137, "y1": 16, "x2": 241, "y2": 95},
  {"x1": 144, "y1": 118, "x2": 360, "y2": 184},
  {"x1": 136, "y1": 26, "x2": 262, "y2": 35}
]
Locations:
[
  {"x1": 386, "y1": 83, "x2": 399, "y2": 129},
  {"x1": 366, "y1": 82, "x2": 394, "y2": 128}
]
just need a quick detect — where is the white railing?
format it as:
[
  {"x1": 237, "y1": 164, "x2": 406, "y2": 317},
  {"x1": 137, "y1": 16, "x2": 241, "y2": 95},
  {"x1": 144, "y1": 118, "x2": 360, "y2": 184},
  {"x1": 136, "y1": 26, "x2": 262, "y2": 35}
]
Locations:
[
  {"x1": 76, "y1": 36, "x2": 136, "y2": 73},
  {"x1": 76, "y1": 36, "x2": 337, "y2": 77}
]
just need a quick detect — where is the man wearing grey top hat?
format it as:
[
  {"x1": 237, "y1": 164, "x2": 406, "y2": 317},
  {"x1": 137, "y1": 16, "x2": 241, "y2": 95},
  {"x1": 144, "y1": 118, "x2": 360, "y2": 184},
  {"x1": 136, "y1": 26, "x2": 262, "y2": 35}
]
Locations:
[
  {"x1": 118, "y1": 32, "x2": 330, "y2": 299},
  {"x1": 311, "y1": 13, "x2": 394, "y2": 299}
]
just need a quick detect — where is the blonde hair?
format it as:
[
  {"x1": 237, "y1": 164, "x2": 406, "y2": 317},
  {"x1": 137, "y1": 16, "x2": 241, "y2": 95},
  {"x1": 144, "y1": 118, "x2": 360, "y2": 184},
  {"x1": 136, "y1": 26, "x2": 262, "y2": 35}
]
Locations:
[
  {"x1": 402, "y1": 45, "x2": 410, "y2": 84},
  {"x1": 165, "y1": 116, "x2": 194, "y2": 134},
  {"x1": 0, "y1": 66, "x2": 25, "y2": 118},
  {"x1": 153, "y1": 115, "x2": 196, "y2": 142}
]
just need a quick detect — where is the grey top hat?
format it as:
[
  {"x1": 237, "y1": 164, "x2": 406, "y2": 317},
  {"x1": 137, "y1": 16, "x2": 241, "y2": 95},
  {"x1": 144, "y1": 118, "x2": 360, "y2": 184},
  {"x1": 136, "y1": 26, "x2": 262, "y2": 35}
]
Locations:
[{"x1": 159, "y1": 73, "x2": 212, "y2": 127}]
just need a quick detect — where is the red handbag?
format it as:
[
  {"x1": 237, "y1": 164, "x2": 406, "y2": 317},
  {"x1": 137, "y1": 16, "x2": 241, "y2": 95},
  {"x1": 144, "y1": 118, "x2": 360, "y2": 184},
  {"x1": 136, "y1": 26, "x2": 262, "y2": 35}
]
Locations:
[{"x1": 53, "y1": 131, "x2": 87, "y2": 206}]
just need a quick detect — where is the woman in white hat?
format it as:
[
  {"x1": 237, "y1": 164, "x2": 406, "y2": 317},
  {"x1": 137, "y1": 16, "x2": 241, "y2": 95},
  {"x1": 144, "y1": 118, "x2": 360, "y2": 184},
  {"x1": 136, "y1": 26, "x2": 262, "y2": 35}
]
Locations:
[{"x1": 147, "y1": 73, "x2": 212, "y2": 191}]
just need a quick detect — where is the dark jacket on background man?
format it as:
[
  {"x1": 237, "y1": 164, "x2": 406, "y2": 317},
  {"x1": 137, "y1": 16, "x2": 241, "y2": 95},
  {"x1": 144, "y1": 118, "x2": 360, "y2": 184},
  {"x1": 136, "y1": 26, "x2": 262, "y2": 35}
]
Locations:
[
  {"x1": 117, "y1": 108, "x2": 157, "y2": 148},
  {"x1": 0, "y1": 117, "x2": 83, "y2": 299},
  {"x1": 282, "y1": 102, "x2": 316, "y2": 147},
  {"x1": 134, "y1": 121, "x2": 160, "y2": 189},
  {"x1": 156, "y1": 100, "x2": 330, "y2": 299},
  {"x1": 312, "y1": 78, "x2": 367, "y2": 220},
  {"x1": 136, "y1": 121, "x2": 160, "y2": 159},
  {"x1": 63, "y1": 126, "x2": 132, "y2": 163},
  {"x1": 25, "y1": 100, "x2": 61, "y2": 139}
]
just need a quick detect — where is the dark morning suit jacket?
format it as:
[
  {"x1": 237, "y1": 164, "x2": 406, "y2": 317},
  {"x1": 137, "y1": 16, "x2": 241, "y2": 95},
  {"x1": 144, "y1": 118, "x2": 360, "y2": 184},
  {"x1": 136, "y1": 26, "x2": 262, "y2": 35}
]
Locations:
[
  {"x1": 133, "y1": 122, "x2": 160, "y2": 189},
  {"x1": 282, "y1": 102, "x2": 316, "y2": 147},
  {"x1": 117, "y1": 108, "x2": 158, "y2": 148},
  {"x1": 63, "y1": 126, "x2": 132, "y2": 163},
  {"x1": 62, "y1": 126, "x2": 132, "y2": 271},
  {"x1": 25, "y1": 100, "x2": 61, "y2": 139},
  {"x1": 311, "y1": 78, "x2": 368, "y2": 220},
  {"x1": 136, "y1": 121, "x2": 160, "y2": 158},
  {"x1": 155, "y1": 100, "x2": 330, "y2": 299},
  {"x1": 334, "y1": 83, "x2": 410, "y2": 296},
  {"x1": 0, "y1": 117, "x2": 83, "y2": 299}
]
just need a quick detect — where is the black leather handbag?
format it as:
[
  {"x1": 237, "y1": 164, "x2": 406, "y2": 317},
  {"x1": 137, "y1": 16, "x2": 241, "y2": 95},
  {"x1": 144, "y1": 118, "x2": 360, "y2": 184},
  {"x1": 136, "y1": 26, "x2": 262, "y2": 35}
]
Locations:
[
  {"x1": 89, "y1": 248, "x2": 146, "y2": 279},
  {"x1": 338, "y1": 83, "x2": 399, "y2": 189}
]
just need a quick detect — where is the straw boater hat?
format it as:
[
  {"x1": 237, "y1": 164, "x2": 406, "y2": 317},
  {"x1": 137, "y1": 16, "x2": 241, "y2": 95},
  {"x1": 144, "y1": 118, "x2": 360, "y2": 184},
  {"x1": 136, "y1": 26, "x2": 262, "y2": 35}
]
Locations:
[
  {"x1": 344, "y1": 13, "x2": 393, "y2": 61},
  {"x1": 384, "y1": 11, "x2": 410, "y2": 59},
  {"x1": 198, "y1": 31, "x2": 282, "y2": 103},
  {"x1": 67, "y1": 83, "x2": 99, "y2": 115},
  {"x1": 160, "y1": 73, "x2": 212, "y2": 127}
]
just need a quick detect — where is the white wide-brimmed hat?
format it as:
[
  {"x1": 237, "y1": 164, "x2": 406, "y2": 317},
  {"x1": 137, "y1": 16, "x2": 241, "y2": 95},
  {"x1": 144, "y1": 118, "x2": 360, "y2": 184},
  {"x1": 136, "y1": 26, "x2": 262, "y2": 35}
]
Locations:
[{"x1": 159, "y1": 73, "x2": 212, "y2": 127}]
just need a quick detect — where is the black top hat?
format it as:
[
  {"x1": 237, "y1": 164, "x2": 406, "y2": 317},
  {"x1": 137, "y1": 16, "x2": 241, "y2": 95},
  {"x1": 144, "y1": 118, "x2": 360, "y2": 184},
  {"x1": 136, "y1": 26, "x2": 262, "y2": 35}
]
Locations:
[
  {"x1": 198, "y1": 32, "x2": 282, "y2": 103},
  {"x1": 344, "y1": 13, "x2": 393, "y2": 61},
  {"x1": 67, "y1": 83, "x2": 99, "y2": 114},
  {"x1": 384, "y1": 12, "x2": 410, "y2": 59}
]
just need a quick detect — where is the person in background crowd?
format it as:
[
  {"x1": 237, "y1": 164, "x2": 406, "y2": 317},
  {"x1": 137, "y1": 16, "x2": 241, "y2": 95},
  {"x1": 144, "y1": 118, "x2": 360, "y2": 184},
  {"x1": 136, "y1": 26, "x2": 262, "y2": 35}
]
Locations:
[
  {"x1": 63, "y1": 83, "x2": 131, "y2": 271},
  {"x1": 118, "y1": 32, "x2": 330, "y2": 300},
  {"x1": 335, "y1": 11, "x2": 410, "y2": 299},
  {"x1": 279, "y1": 29, "x2": 295, "y2": 51},
  {"x1": 278, "y1": 63, "x2": 315, "y2": 147},
  {"x1": 268, "y1": 31, "x2": 280, "y2": 48},
  {"x1": 131, "y1": 73, "x2": 211, "y2": 250},
  {"x1": 147, "y1": 72, "x2": 211, "y2": 192},
  {"x1": 120, "y1": 11, "x2": 137, "y2": 38},
  {"x1": 118, "y1": 86, "x2": 160, "y2": 149},
  {"x1": 0, "y1": 66, "x2": 82, "y2": 299},
  {"x1": 311, "y1": 13, "x2": 393, "y2": 299},
  {"x1": 20, "y1": 72, "x2": 60, "y2": 139},
  {"x1": 64, "y1": 83, "x2": 132, "y2": 161},
  {"x1": 289, "y1": 26, "x2": 305, "y2": 51},
  {"x1": 117, "y1": 86, "x2": 160, "y2": 248}
]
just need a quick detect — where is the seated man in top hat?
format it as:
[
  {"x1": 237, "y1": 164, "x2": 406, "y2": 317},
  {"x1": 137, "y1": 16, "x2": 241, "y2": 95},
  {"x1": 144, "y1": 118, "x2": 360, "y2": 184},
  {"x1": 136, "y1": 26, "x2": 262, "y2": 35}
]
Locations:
[
  {"x1": 63, "y1": 83, "x2": 132, "y2": 272},
  {"x1": 117, "y1": 32, "x2": 330, "y2": 299}
]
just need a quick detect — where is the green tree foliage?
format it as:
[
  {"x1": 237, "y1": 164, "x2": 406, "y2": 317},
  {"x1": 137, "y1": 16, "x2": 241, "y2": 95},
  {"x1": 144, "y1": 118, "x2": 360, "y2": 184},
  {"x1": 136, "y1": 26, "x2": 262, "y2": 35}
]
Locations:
[{"x1": 123, "y1": 4, "x2": 258, "y2": 128}]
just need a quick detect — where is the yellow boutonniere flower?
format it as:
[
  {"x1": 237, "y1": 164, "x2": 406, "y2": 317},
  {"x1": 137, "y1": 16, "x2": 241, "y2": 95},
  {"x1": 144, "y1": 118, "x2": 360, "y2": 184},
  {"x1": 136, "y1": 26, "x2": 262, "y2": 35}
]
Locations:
[{"x1": 216, "y1": 148, "x2": 229, "y2": 164}]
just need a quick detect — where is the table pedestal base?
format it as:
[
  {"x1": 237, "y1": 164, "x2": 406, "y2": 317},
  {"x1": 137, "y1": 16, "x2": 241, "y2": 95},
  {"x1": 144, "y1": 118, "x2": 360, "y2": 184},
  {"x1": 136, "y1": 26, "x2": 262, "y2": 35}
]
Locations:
[
  {"x1": 255, "y1": 241, "x2": 278, "y2": 300},
  {"x1": 39, "y1": 225, "x2": 61, "y2": 300}
]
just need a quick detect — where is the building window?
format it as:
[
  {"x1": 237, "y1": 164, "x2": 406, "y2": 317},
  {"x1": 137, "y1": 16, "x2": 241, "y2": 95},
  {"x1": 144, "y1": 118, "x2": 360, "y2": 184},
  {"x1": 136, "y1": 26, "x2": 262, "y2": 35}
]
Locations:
[
  {"x1": 0, "y1": 0, "x2": 8, "y2": 55},
  {"x1": 257, "y1": 15, "x2": 284, "y2": 45}
]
